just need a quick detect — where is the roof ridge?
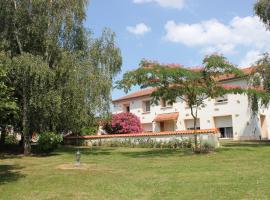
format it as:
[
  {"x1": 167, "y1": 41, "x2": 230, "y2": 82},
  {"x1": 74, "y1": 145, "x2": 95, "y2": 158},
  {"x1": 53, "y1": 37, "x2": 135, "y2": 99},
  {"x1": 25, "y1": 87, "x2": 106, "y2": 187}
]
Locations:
[{"x1": 113, "y1": 66, "x2": 255, "y2": 102}]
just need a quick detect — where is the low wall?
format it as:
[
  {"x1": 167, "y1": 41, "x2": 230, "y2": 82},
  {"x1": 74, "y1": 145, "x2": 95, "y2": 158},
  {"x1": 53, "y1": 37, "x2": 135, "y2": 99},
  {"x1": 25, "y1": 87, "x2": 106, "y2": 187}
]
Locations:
[{"x1": 64, "y1": 129, "x2": 220, "y2": 148}]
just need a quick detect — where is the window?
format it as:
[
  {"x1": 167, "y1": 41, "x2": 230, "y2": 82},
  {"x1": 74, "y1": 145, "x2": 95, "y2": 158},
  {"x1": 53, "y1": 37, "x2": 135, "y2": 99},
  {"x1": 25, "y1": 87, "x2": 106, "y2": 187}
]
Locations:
[
  {"x1": 215, "y1": 95, "x2": 228, "y2": 103},
  {"x1": 143, "y1": 100, "x2": 151, "y2": 112},
  {"x1": 219, "y1": 127, "x2": 233, "y2": 138},
  {"x1": 160, "y1": 98, "x2": 173, "y2": 108}
]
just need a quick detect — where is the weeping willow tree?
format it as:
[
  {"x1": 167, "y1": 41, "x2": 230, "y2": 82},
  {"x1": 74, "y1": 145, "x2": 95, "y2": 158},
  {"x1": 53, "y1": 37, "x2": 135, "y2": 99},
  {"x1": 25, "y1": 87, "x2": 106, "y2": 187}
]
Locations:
[{"x1": 0, "y1": 1, "x2": 122, "y2": 154}]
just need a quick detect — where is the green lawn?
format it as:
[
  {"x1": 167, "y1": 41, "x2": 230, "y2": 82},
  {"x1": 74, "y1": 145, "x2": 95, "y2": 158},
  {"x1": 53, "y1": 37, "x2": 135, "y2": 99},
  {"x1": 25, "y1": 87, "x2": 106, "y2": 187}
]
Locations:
[{"x1": 1, "y1": 141, "x2": 270, "y2": 200}]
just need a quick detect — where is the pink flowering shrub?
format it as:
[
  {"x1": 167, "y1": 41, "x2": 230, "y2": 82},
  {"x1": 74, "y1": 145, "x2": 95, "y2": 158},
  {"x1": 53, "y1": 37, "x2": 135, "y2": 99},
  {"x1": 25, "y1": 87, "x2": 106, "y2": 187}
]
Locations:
[{"x1": 104, "y1": 113, "x2": 143, "y2": 134}]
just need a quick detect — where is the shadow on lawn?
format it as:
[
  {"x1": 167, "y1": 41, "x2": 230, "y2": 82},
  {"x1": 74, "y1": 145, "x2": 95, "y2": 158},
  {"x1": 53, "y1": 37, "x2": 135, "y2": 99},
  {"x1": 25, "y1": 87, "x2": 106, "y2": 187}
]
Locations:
[
  {"x1": 0, "y1": 164, "x2": 25, "y2": 185},
  {"x1": 56, "y1": 146, "x2": 114, "y2": 156},
  {"x1": 0, "y1": 153, "x2": 23, "y2": 160},
  {"x1": 221, "y1": 141, "x2": 270, "y2": 148},
  {"x1": 120, "y1": 148, "x2": 193, "y2": 158}
]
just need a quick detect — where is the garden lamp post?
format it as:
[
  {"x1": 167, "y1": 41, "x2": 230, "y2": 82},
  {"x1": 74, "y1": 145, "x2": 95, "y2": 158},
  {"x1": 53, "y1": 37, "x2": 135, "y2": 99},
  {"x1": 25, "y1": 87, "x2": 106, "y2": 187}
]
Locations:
[{"x1": 75, "y1": 133, "x2": 81, "y2": 166}]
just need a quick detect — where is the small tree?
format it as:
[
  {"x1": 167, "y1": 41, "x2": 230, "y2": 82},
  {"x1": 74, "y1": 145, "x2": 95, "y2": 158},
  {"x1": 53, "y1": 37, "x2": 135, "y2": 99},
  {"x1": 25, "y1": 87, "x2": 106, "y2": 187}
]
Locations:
[
  {"x1": 116, "y1": 55, "x2": 253, "y2": 148},
  {"x1": 248, "y1": 53, "x2": 270, "y2": 114},
  {"x1": 104, "y1": 112, "x2": 143, "y2": 134}
]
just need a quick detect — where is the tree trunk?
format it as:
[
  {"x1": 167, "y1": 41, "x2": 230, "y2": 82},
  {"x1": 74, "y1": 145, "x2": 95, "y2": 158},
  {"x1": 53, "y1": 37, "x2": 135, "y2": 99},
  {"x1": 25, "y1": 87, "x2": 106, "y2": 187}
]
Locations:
[
  {"x1": 193, "y1": 117, "x2": 198, "y2": 148},
  {"x1": 12, "y1": 0, "x2": 23, "y2": 54},
  {"x1": 22, "y1": 91, "x2": 31, "y2": 155},
  {"x1": 190, "y1": 106, "x2": 198, "y2": 149},
  {"x1": 0, "y1": 127, "x2": 6, "y2": 149}
]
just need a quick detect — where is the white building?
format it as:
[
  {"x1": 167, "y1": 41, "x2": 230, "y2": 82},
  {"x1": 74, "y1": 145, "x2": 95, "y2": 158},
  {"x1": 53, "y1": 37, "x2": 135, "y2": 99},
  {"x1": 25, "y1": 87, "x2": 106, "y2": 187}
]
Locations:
[{"x1": 112, "y1": 67, "x2": 270, "y2": 140}]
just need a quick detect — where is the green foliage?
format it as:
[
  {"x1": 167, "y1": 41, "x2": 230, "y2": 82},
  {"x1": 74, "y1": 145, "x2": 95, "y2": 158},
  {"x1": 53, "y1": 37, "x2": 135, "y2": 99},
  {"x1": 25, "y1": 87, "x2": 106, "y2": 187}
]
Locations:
[
  {"x1": 248, "y1": 53, "x2": 270, "y2": 114},
  {"x1": 0, "y1": 52, "x2": 18, "y2": 130},
  {"x1": 80, "y1": 127, "x2": 97, "y2": 136},
  {"x1": 254, "y1": 0, "x2": 270, "y2": 29},
  {"x1": 0, "y1": 1, "x2": 122, "y2": 154},
  {"x1": 193, "y1": 141, "x2": 215, "y2": 153},
  {"x1": 0, "y1": 0, "x2": 89, "y2": 61},
  {"x1": 37, "y1": 132, "x2": 63, "y2": 153},
  {"x1": 4, "y1": 134, "x2": 19, "y2": 145}
]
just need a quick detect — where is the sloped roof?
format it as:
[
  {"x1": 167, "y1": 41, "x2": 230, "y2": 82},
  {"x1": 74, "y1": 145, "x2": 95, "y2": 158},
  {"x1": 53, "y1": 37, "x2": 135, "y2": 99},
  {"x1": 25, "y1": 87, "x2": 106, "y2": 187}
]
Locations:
[
  {"x1": 114, "y1": 88, "x2": 157, "y2": 102},
  {"x1": 154, "y1": 112, "x2": 179, "y2": 122},
  {"x1": 113, "y1": 66, "x2": 255, "y2": 103},
  {"x1": 217, "y1": 66, "x2": 254, "y2": 81}
]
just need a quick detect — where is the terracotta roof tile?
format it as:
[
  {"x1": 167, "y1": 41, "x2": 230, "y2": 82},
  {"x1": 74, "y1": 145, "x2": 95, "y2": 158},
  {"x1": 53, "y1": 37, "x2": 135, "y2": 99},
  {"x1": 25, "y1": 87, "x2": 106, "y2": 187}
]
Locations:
[
  {"x1": 154, "y1": 112, "x2": 179, "y2": 122},
  {"x1": 113, "y1": 67, "x2": 255, "y2": 103},
  {"x1": 113, "y1": 88, "x2": 156, "y2": 102},
  {"x1": 217, "y1": 66, "x2": 254, "y2": 81}
]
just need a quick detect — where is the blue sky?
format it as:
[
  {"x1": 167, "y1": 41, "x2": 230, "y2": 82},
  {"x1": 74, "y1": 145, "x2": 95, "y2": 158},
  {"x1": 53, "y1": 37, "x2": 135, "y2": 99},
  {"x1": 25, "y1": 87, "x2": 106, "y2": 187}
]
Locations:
[{"x1": 86, "y1": 0, "x2": 270, "y2": 100}]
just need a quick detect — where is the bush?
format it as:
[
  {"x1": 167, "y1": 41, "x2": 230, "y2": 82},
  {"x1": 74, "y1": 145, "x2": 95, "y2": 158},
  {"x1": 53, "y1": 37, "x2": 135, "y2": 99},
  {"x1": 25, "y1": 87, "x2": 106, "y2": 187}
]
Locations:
[
  {"x1": 80, "y1": 127, "x2": 97, "y2": 136},
  {"x1": 193, "y1": 141, "x2": 215, "y2": 153},
  {"x1": 104, "y1": 113, "x2": 143, "y2": 134},
  {"x1": 5, "y1": 135, "x2": 19, "y2": 145},
  {"x1": 37, "y1": 132, "x2": 63, "y2": 153},
  {"x1": 200, "y1": 141, "x2": 215, "y2": 153}
]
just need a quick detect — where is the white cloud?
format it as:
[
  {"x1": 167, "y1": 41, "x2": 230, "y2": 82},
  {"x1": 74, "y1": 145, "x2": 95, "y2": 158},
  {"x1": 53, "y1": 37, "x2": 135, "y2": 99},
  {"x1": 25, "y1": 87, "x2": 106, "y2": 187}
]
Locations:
[
  {"x1": 133, "y1": 0, "x2": 186, "y2": 9},
  {"x1": 126, "y1": 23, "x2": 151, "y2": 35},
  {"x1": 239, "y1": 50, "x2": 263, "y2": 67},
  {"x1": 164, "y1": 16, "x2": 270, "y2": 55}
]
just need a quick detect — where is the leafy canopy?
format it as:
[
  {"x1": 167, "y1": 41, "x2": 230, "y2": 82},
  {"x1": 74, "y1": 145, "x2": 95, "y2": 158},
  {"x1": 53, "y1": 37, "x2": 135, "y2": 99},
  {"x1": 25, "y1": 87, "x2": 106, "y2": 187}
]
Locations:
[{"x1": 254, "y1": 0, "x2": 270, "y2": 29}]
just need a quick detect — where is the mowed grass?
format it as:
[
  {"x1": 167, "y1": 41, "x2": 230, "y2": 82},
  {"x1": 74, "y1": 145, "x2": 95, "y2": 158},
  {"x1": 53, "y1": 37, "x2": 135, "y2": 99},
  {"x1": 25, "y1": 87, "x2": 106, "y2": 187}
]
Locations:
[{"x1": 1, "y1": 141, "x2": 270, "y2": 200}]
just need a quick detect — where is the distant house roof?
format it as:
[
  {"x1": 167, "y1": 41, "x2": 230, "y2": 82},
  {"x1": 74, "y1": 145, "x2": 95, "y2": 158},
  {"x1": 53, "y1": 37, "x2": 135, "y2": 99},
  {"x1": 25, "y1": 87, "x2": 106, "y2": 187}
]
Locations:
[
  {"x1": 113, "y1": 66, "x2": 255, "y2": 103},
  {"x1": 114, "y1": 87, "x2": 157, "y2": 102},
  {"x1": 154, "y1": 112, "x2": 179, "y2": 122},
  {"x1": 217, "y1": 66, "x2": 254, "y2": 82}
]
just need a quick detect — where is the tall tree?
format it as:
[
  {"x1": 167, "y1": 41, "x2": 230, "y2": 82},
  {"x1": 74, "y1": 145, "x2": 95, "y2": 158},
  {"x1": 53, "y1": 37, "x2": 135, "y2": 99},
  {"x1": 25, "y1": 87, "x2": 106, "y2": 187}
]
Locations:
[
  {"x1": 0, "y1": 0, "x2": 122, "y2": 154},
  {"x1": 250, "y1": 1, "x2": 270, "y2": 113},
  {"x1": 116, "y1": 55, "x2": 263, "y2": 148},
  {"x1": 8, "y1": 53, "x2": 52, "y2": 154}
]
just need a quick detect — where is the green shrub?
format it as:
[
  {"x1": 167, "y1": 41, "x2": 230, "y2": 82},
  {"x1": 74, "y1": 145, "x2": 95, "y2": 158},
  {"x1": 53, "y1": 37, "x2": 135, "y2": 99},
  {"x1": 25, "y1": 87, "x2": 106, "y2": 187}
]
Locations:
[
  {"x1": 37, "y1": 132, "x2": 63, "y2": 153},
  {"x1": 80, "y1": 127, "x2": 97, "y2": 136},
  {"x1": 200, "y1": 141, "x2": 215, "y2": 153},
  {"x1": 5, "y1": 135, "x2": 19, "y2": 145},
  {"x1": 193, "y1": 141, "x2": 215, "y2": 153}
]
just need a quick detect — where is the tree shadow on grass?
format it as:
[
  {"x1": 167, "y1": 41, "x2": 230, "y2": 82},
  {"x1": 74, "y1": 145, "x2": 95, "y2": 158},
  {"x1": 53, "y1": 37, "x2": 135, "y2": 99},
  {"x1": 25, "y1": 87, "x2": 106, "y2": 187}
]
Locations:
[
  {"x1": 221, "y1": 141, "x2": 270, "y2": 148},
  {"x1": 0, "y1": 164, "x2": 25, "y2": 185},
  {"x1": 0, "y1": 153, "x2": 23, "y2": 160},
  {"x1": 120, "y1": 148, "x2": 194, "y2": 158},
  {"x1": 56, "y1": 146, "x2": 114, "y2": 156}
]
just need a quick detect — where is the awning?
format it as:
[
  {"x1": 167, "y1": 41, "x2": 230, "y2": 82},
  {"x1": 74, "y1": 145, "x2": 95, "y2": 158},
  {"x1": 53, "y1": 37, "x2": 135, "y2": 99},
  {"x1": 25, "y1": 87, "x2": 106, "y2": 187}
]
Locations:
[{"x1": 154, "y1": 112, "x2": 179, "y2": 122}]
